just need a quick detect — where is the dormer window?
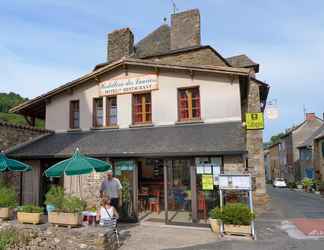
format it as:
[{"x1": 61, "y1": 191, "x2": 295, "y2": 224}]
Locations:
[{"x1": 93, "y1": 97, "x2": 103, "y2": 127}]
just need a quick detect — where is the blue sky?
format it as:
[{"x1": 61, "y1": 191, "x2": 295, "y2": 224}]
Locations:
[{"x1": 1, "y1": 0, "x2": 323, "y2": 141}]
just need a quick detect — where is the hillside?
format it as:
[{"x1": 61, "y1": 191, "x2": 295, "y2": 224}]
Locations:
[{"x1": 0, "y1": 92, "x2": 44, "y2": 128}]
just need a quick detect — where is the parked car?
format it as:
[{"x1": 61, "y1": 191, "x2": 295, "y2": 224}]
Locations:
[{"x1": 273, "y1": 178, "x2": 287, "y2": 188}]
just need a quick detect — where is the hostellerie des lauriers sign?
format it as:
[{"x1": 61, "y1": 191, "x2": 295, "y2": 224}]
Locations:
[{"x1": 99, "y1": 74, "x2": 158, "y2": 96}]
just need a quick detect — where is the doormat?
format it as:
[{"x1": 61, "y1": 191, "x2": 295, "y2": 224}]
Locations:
[{"x1": 292, "y1": 218, "x2": 324, "y2": 236}]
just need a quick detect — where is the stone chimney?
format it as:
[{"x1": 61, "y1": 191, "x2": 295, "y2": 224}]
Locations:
[
  {"x1": 107, "y1": 28, "x2": 134, "y2": 62},
  {"x1": 305, "y1": 112, "x2": 316, "y2": 121},
  {"x1": 170, "y1": 9, "x2": 201, "y2": 50}
]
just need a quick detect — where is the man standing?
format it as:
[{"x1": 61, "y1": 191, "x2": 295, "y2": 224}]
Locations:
[{"x1": 100, "y1": 170, "x2": 122, "y2": 210}]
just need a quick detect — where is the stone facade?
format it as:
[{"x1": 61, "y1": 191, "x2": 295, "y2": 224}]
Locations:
[
  {"x1": 107, "y1": 28, "x2": 134, "y2": 62},
  {"x1": 314, "y1": 138, "x2": 324, "y2": 181},
  {"x1": 223, "y1": 155, "x2": 245, "y2": 173},
  {"x1": 170, "y1": 9, "x2": 201, "y2": 50},
  {"x1": 149, "y1": 47, "x2": 227, "y2": 67},
  {"x1": 0, "y1": 223, "x2": 118, "y2": 250},
  {"x1": 0, "y1": 121, "x2": 50, "y2": 151},
  {"x1": 245, "y1": 78, "x2": 268, "y2": 204}
]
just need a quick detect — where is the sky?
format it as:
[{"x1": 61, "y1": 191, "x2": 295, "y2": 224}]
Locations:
[{"x1": 0, "y1": 0, "x2": 323, "y2": 141}]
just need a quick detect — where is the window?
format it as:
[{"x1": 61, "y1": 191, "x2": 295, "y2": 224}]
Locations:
[
  {"x1": 106, "y1": 96, "x2": 117, "y2": 126},
  {"x1": 133, "y1": 93, "x2": 151, "y2": 124},
  {"x1": 69, "y1": 100, "x2": 79, "y2": 129},
  {"x1": 178, "y1": 87, "x2": 200, "y2": 121},
  {"x1": 93, "y1": 97, "x2": 103, "y2": 127}
]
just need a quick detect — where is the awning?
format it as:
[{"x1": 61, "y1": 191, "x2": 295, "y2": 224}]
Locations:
[{"x1": 8, "y1": 122, "x2": 247, "y2": 159}]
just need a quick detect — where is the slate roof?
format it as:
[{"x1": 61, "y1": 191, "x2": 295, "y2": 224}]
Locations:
[
  {"x1": 226, "y1": 54, "x2": 259, "y2": 73},
  {"x1": 8, "y1": 122, "x2": 246, "y2": 159},
  {"x1": 134, "y1": 24, "x2": 170, "y2": 58},
  {"x1": 298, "y1": 124, "x2": 324, "y2": 148}
]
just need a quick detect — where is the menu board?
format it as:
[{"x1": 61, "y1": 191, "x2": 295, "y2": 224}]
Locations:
[{"x1": 219, "y1": 175, "x2": 251, "y2": 190}]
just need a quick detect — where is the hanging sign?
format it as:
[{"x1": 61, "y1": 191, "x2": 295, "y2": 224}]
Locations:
[
  {"x1": 246, "y1": 112, "x2": 264, "y2": 130},
  {"x1": 99, "y1": 74, "x2": 158, "y2": 96},
  {"x1": 202, "y1": 175, "x2": 214, "y2": 190}
]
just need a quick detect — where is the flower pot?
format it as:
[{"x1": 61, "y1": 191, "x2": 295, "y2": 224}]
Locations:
[
  {"x1": 0, "y1": 207, "x2": 13, "y2": 220},
  {"x1": 17, "y1": 212, "x2": 42, "y2": 224},
  {"x1": 48, "y1": 212, "x2": 82, "y2": 227},
  {"x1": 224, "y1": 224, "x2": 251, "y2": 235},
  {"x1": 209, "y1": 218, "x2": 220, "y2": 233}
]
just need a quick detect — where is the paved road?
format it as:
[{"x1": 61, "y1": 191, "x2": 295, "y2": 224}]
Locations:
[{"x1": 165, "y1": 185, "x2": 324, "y2": 250}]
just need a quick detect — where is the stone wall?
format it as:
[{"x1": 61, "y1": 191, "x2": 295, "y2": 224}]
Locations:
[
  {"x1": 107, "y1": 28, "x2": 134, "y2": 62},
  {"x1": 245, "y1": 78, "x2": 268, "y2": 204},
  {"x1": 223, "y1": 155, "x2": 244, "y2": 173},
  {"x1": 0, "y1": 223, "x2": 118, "y2": 250},
  {"x1": 150, "y1": 47, "x2": 227, "y2": 67},
  {"x1": 170, "y1": 9, "x2": 201, "y2": 50},
  {"x1": 0, "y1": 121, "x2": 50, "y2": 151}
]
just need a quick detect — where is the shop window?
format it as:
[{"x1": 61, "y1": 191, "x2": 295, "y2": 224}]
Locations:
[
  {"x1": 93, "y1": 97, "x2": 103, "y2": 127},
  {"x1": 133, "y1": 93, "x2": 152, "y2": 124},
  {"x1": 69, "y1": 100, "x2": 80, "y2": 129},
  {"x1": 106, "y1": 96, "x2": 117, "y2": 126},
  {"x1": 178, "y1": 87, "x2": 201, "y2": 121}
]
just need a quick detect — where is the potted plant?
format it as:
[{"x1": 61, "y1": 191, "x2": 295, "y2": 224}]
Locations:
[
  {"x1": 287, "y1": 182, "x2": 297, "y2": 190},
  {"x1": 208, "y1": 207, "x2": 221, "y2": 233},
  {"x1": 296, "y1": 181, "x2": 303, "y2": 190},
  {"x1": 0, "y1": 183, "x2": 17, "y2": 220},
  {"x1": 17, "y1": 204, "x2": 44, "y2": 224},
  {"x1": 45, "y1": 186, "x2": 86, "y2": 227},
  {"x1": 302, "y1": 178, "x2": 313, "y2": 192},
  {"x1": 217, "y1": 203, "x2": 255, "y2": 235}
]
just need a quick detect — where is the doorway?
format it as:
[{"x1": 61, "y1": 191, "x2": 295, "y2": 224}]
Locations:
[{"x1": 137, "y1": 159, "x2": 165, "y2": 222}]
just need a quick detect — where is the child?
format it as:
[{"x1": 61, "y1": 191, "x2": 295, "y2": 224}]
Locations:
[{"x1": 97, "y1": 197, "x2": 119, "y2": 226}]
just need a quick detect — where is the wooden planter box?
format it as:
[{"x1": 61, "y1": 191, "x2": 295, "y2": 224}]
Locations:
[
  {"x1": 17, "y1": 212, "x2": 42, "y2": 224},
  {"x1": 209, "y1": 219, "x2": 220, "y2": 233},
  {"x1": 48, "y1": 212, "x2": 82, "y2": 227},
  {"x1": 224, "y1": 224, "x2": 251, "y2": 235},
  {"x1": 0, "y1": 207, "x2": 13, "y2": 220}
]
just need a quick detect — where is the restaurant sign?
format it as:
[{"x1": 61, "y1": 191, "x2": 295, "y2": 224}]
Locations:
[
  {"x1": 99, "y1": 74, "x2": 158, "y2": 96},
  {"x1": 245, "y1": 112, "x2": 264, "y2": 130}
]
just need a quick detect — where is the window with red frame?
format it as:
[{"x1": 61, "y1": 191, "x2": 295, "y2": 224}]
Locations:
[
  {"x1": 133, "y1": 93, "x2": 151, "y2": 124},
  {"x1": 178, "y1": 87, "x2": 200, "y2": 121}
]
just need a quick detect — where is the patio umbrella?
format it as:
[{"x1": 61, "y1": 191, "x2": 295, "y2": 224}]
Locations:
[
  {"x1": 0, "y1": 152, "x2": 32, "y2": 172},
  {"x1": 44, "y1": 148, "x2": 112, "y2": 177}
]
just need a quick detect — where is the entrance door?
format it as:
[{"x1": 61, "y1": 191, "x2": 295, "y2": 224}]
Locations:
[{"x1": 165, "y1": 159, "x2": 194, "y2": 224}]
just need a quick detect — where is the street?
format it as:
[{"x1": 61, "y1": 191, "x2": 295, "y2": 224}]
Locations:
[{"x1": 165, "y1": 186, "x2": 324, "y2": 250}]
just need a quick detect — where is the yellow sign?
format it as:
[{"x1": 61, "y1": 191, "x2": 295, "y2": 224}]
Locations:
[
  {"x1": 246, "y1": 112, "x2": 264, "y2": 130},
  {"x1": 202, "y1": 175, "x2": 214, "y2": 190}
]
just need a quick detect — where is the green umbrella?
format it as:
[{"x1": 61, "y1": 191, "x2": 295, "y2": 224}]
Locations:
[
  {"x1": 44, "y1": 148, "x2": 112, "y2": 177},
  {"x1": 0, "y1": 152, "x2": 32, "y2": 172}
]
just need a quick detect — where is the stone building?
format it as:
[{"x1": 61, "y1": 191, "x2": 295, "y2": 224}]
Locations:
[
  {"x1": 8, "y1": 9, "x2": 269, "y2": 225},
  {"x1": 0, "y1": 121, "x2": 51, "y2": 203}
]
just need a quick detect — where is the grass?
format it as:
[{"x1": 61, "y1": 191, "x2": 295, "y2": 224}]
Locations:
[
  {"x1": 0, "y1": 112, "x2": 44, "y2": 128},
  {"x1": 0, "y1": 228, "x2": 18, "y2": 250}
]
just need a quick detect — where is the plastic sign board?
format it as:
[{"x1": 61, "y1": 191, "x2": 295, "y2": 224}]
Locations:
[
  {"x1": 99, "y1": 74, "x2": 158, "y2": 96},
  {"x1": 202, "y1": 175, "x2": 214, "y2": 190},
  {"x1": 219, "y1": 175, "x2": 251, "y2": 190},
  {"x1": 246, "y1": 112, "x2": 264, "y2": 130}
]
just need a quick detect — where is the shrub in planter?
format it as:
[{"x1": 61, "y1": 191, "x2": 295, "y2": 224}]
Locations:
[
  {"x1": 0, "y1": 184, "x2": 17, "y2": 220},
  {"x1": 215, "y1": 203, "x2": 255, "y2": 235},
  {"x1": 45, "y1": 187, "x2": 86, "y2": 227},
  {"x1": 17, "y1": 204, "x2": 44, "y2": 224},
  {"x1": 302, "y1": 178, "x2": 313, "y2": 192},
  {"x1": 209, "y1": 207, "x2": 222, "y2": 233},
  {"x1": 287, "y1": 182, "x2": 297, "y2": 189}
]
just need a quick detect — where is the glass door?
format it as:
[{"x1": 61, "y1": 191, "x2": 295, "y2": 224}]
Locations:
[{"x1": 166, "y1": 159, "x2": 194, "y2": 224}]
